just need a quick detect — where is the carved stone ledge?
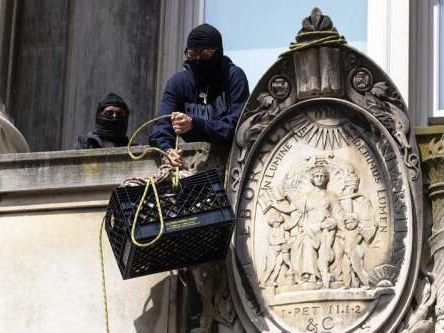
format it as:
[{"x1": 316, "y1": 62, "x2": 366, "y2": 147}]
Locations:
[
  {"x1": 0, "y1": 142, "x2": 212, "y2": 213},
  {"x1": 416, "y1": 126, "x2": 444, "y2": 161}
]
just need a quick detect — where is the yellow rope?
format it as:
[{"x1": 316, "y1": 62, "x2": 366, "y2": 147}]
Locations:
[
  {"x1": 127, "y1": 114, "x2": 179, "y2": 191},
  {"x1": 99, "y1": 218, "x2": 110, "y2": 333},
  {"x1": 130, "y1": 176, "x2": 165, "y2": 247},
  {"x1": 98, "y1": 178, "x2": 164, "y2": 333},
  {"x1": 279, "y1": 33, "x2": 346, "y2": 58},
  {"x1": 127, "y1": 114, "x2": 170, "y2": 160},
  {"x1": 99, "y1": 114, "x2": 182, "y2": 332},
  {"x1": 126, "y1": 114, "x2": 181, "y2": 247},
  {"x1": 172, "y1": 136, "x2": 179, "y2": 191}
]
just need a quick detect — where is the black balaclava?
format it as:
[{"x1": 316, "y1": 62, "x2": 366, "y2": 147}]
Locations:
[
  {"x1": 94, "y1": 93, "x2": 129, "y2": 140},
  {"x1": 185, "y1": 23, "x2": 224, "y2": 89}
]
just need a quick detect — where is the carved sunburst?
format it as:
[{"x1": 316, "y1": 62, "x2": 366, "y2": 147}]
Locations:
[{"x1": 291, "y1": 112, "x2": 350, "y2": 150}]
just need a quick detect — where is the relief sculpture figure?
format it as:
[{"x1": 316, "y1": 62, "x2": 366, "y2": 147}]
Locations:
[
  {"x1": 334, "y1": 172, "x2": 377, "y2": 288},
  {"x1": 260, "y1": 213, "x2": 292, "y2": 288},
  {"x1": 260, "y1": 157, "x2": 381, "y2": 291},
  {"x1": 340, "y1": 214, "x2": 370, "y2": 288},
  {"x1": 277, "y1": 161, "x2": 344, "y2": 288}
]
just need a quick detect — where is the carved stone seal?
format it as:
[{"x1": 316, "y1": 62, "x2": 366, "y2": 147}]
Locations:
[
  {"x1": 351, "y1": 68, "x2": 373, "y2": 92},
  {"x1": 229, "y1": 101, "x2": 416, "y2": 332},
  {"x1": 268, "y1": 75, "x2": 291, "y2": 100},
  {"x1": 226, "y1": 9, "x2": 422, "y2": 333}
]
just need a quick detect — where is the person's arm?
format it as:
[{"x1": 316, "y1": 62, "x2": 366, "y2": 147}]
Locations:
[
  {"x1": 192, "y1": 68, "x2": 249, "y2": 143},
  {"x1": 74, "y1": 135, "x2": 87, "y2": 150},
  {"x1": 149, "y1": 77, "x2": 182, "y2": 151},
  {"x1": 74, "y1": 134, "x2": 98, "y2": 149}
]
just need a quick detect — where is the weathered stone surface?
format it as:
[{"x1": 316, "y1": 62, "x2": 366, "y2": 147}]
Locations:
[
  {"x1": 8, "y1": 0, "x2": 160, "y2": 151},
  {"x1": 61, "y1": 0, "x2": 160, "y2": 150},
  {"x1": 0, "y1": 143, "x2": 209, "y2": 211},
  {"x1": 420, "y1": 132, "x2": 444, "y2": 332},
  {"x1": 0, "y1": 147, "x2": 156, "y2": 193},
  {"x1": 415, "y1": 125, "x2": 444, "y2": 160},
  {"x1": 226, "y1": 9, "x2": 423, "y2": 333},
  {"x1": 0, "y1": 211, "x2": 176, "y2": 333},
  {"x1": 11, "y1": 0, "x2": 69, "y2": 151},
  {"x1": 0, "y1": 145, "x2": 186, "y2": 332},
  {"x1": 0, "y1": 103, "x2": 29, "y2": 154}
]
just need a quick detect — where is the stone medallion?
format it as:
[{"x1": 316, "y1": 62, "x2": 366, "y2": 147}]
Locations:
[
  {"x1": 231, "y1": 100, "x2": 414, "y2": 332},
  {"x1": 268, "y1": 75, "x2": 292, "y2": 100},
  {"x1": 351, "y1": 68, "x2": 373, "y2": 92},
  {"x1": 226, "y1": 9, "x2": 422, "y2": 333}
]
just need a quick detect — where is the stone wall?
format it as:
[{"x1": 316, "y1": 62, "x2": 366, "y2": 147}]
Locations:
[
  {"x1": 3, "y1": 0, "x2": 160, "y2": 152},
  {"x1": 0, "y1": 147, "x2": 177, "y2": 332}
]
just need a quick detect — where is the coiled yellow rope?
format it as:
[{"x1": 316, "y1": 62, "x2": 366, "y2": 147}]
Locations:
[
  {"x1": 99, "y1": 114, "x2": 181, "y2": 332},
  {"x1": 279, "y1": 32, "x2": 346, "y2": 57},
  {"x1": 126, "y1": 114, "x2": 179, "y2": 191},
  {"x1": 126, "y1": 114, "x2": 181, "y2": 246},
  {"x1": 130, "y1": 176, "x2": 165, "y2": 247}
]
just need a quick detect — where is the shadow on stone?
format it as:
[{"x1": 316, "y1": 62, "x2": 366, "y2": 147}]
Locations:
[{"x1": 133, "y1": 275, "x2": 175, "y2": 333}]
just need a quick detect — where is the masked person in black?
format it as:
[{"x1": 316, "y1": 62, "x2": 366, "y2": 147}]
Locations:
[
  {"x1": 75, "y1": 93, "x2": 130, "y2": 149},
  {"x1": 149, "y1": 23, "x2": 249, "y2": 167}
]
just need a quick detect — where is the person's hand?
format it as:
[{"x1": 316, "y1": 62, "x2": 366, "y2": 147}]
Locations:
[
  {"x1": 165, "y1": 148, "x2": 183, "y2": 168},
  {"x1": 171, "y1": 112, "x2": 193, "y2": 134}
]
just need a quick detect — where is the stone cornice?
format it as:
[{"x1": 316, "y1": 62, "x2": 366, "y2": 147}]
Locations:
[{"x1": 0, "y1": 143, "x2": 210, "y2": 213}]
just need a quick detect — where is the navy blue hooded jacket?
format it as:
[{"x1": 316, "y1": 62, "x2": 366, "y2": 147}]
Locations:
[{"x1": 149, "y1": 56, "x2": 249, "y2": 151}]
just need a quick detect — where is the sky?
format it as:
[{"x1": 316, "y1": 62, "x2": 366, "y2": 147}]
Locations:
[{"x1": 205, "y1": 0, "x2": 368, "y2": 88}]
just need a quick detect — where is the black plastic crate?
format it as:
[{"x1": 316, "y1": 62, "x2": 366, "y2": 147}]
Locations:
[{"x1": 105, "y1": 169, "x2": 236, "y2": 279}]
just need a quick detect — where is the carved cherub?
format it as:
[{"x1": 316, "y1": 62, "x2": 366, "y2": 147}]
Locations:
[
  {"x1": 260, "y1": 213, "x2": 291, "y2": 288},
  {"x1": 333, "y1": 171, "x2": 376, "y2": 287},
  {"x1": 340, "y1": 214, "x2": 370, "y2": 288}
]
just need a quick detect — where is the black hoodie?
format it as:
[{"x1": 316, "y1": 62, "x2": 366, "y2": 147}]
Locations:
[
  {"x1": 75, "y1": 93, "x2": 130, "y2": 149},
  {"x1": 149, "y1": 56, "x2": 249, "y2": 151}
]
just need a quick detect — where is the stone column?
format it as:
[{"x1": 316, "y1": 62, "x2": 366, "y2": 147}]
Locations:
[
  {"x1": 0, "y1": 0, "x2": 18, "y2": 110},
  {"x1": 0, "y1": 0, "x2": 9, "y2": 103},
  {"x1": 0, "y1": 0, "x2": 29, "y2": 154},
  {"x1": 419, "y1": 126, "x2": 444, "y2": 331}
]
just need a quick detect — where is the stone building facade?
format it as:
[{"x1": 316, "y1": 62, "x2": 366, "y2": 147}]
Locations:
[{"x1": 1, "y1": 2, "x2": 444, "y2": 333}]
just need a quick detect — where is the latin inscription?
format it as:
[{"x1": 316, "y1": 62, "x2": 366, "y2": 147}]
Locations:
[
  {"x1": 351, "y1": 136, "x2": 381, "y2": 183},
  {"x1": 377, "y1": 189, "x2": 389, "y2": 233},
  {"x1": 232, "y1": 106, "x2": 412, "y2": 333},
  {"x1": 262, "y1": 140, "x2": 294, "y2": 190}
]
